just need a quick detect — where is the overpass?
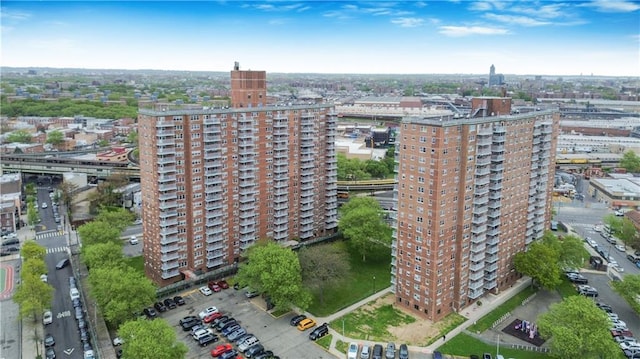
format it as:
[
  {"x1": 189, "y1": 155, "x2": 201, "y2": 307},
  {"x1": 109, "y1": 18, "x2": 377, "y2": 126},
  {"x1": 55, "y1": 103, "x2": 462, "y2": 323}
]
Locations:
[
  {"x1": 0, "y1": 154, "x2": 140, "y2": 179},
  {"x1": 336, "y1": 179, "x2": 396, "y2": 191}
]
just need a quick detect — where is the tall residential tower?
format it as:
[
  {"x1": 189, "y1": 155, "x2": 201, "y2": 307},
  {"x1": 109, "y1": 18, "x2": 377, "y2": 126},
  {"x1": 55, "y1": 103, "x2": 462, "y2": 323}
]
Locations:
[
  {"x1": 391, "y1": 97, "x2": 558, "y2": 321},
  {"x1": 138, "y1": 64, "x2": 339, "y2": 286}
]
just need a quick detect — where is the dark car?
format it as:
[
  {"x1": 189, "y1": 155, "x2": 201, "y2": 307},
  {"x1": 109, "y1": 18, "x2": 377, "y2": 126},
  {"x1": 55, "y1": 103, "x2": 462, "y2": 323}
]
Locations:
[
  {"x1": 163, "y1": 298, "x2": 177, "y2": 309},
  {"x1": 45, "y1": 347, "x2": 56, "y2": 359},
  {"x1": 44, "y1": 334, "x2": 55, "y2": 347},
  {"x1": 227, "y1": 328, "x2": 247, "y2": 341},
  {"x1": 433, "y1": 352, "x2": 444, "y2": 359},
  {"x1": 72, "y1": 298, "x2": 82, "y2": 308},
  {"x1": 245, "y1": 343, "x2": 265, "y2": 358},
  {"x1": 220, "y1": 322, "x2": 240, "y2": 335},
  {"x1": 1, "y1": 238, "x2": 19, "y2": 246},
  {"x1": 80, "y1": 328, "x2": 90, "y2": 343},
  {"x1": 0, "y1": 246, "x2": 19, "y2": 256},
  {"x1": 372, "y1": 344, "x2": 384, "y2": 359},
  {"x1": 180, "y1": 317, "x2": 201, "y2": 331},
  {"x1": 143, "y1": 307, "x2": 158, "y2": 319},
  {"x1": 385, "y1": 342, "x2": 395, "y2": 359},
  {"x1": 116, "y1": 348, "x2": 123, "y2": 358},
  {"x1": 211, "y1": 315, "x2": 229, "y2": 327},
  {"x1": 75, "y1": 307, "x2": 84, "y2": 320},
  {"x1": 399, "y1": 344, "x2": 409, "y2": 359},
  {"x1": 234, "y1": 333, "x2": 254, "y2": 345},
  {"x1": 216, "y1": 318, "x2": 237, "y2": 331},
  {"x1": 69, "y1": 276, "x2": 77, "y2": 288},
  {"x1": 596, "y1": 302, "x2": 613, "y2": 313},
  {"x1": 173, "y1": 296, "x2": 186, "y2": 306},
  {"x1": 309, "y1": 325, "x2": 329, "y2": 341},
  {"x1": 55, "y1": 258, "x2": 70, "y2": 269},
  {"x1": 580, "y1": 288, "x2": 599, "y2": 297},
  {"x1": 198, "y1": 333, "x2": 219, "y2": 347},
  {"x1": 77, "y1": 319, "x2": 86, "y2": 331},
  {"x1": 154, "y1": 301, "x2": 167, "y2": 312},
  {"x1": 220, "y1": 350, "x2": 240, "y2": 359},
  {"x1": 254, "y1": 351, "x2": 274, "y2": 359},
  {"x1": 290, "y1": 314, "x2": 307, "y2": 326}
]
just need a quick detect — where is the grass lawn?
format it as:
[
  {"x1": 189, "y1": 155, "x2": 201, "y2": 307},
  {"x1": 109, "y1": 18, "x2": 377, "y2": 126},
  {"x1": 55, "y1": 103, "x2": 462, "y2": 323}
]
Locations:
[
  {"x1": 335, "y1": 340, "x2": 348, "y2": 354},
  {"x1": 556, "y1": 278, "x2": 578, "y2": 298},
  {"x1": 437, "y1": 333, "x2": 549, "y2": 359},
  {"x1": 425, "y1": 313, "x2": 467, "y2": 345},
  {"x1": 467, "y1": 285, "x2": 538, "y2": 333},
  {"x1": 330, "y1": 303, "x2": 415, "y2": 341},
  {"x1": 307, "y1": 241, "x2": 391, "y2": 317},
  {"x1": 315, "y1": 334, "x2": 333, "y2": 351},
  {"x1": 125, "y1": 255, "x2": 144, "y2": 275}
]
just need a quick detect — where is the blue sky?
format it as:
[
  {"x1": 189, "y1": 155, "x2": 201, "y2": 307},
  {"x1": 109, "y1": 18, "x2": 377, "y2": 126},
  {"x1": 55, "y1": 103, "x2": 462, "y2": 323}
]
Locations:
[{"x1": 1, "y1": 1, "x2": 639, "y2": 76}]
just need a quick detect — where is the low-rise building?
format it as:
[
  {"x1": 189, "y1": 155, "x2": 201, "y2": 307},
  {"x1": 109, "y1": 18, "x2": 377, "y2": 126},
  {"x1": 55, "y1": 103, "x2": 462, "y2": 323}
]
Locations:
[{"x1": 588, "y1": 175, "x2": 640, "y2": 210}]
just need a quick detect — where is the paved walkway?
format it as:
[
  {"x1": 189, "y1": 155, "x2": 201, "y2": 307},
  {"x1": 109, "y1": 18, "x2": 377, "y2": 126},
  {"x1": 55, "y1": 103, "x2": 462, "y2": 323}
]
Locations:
[{"x1": 306, "y1": 277, "x2": 533, "y2": 358}]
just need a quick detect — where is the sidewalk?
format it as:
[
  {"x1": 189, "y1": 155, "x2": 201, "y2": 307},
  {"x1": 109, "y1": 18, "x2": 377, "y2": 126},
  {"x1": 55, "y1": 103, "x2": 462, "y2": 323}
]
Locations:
[
  {"x1": 15, "y1": 219, "x2": 40, "y2": 359},
  {"x1": 310, "y1": 277, "x2": 532, "y2": 358}
]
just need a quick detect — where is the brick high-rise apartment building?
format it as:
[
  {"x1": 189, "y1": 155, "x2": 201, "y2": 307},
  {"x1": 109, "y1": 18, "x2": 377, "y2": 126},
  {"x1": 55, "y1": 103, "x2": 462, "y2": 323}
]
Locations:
[
  {"x1": 391, "y1": 97, "x2": 559, "y2": 321},
  {"x1": 138, "y1": 64, "x2": 339, "y2": 286}
]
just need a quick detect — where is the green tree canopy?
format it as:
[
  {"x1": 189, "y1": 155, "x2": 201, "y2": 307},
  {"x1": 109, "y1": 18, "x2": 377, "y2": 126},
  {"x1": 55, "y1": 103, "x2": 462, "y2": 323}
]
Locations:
[
  {"x1": 118, "y1": 319, "x2": 188, "y2": 359},
  {"x1": 88, "y1": 266, "x2": 156, "y2": 327},
  {"x1": 94, "y1": 207, "x2": 135, "y2": 232},
  {"x1": 541, "y1": 232, "x2": 589, "y2": 269},
  {"x1": 617, "y1": 218, "x2": 638, "y2": 249},
  {"x1": 21, "y1": 259, "x2": 47, "y2": 279},
  {"x1": 513, "y1": 240, "x2": 562, "y2": 290},
  {"x1": 25, "y1": 183, "x2": 37, "y2": 196},
  {"x1": 339, "y1": 197, "x2": 392, "y2": 262},
  {"x1": 58, "y1": 181, "x2": 79, "y2": 210},
  {"x1": 20, "y1": 240, "x2": 46, "y2": 262},
  {"x1": 126, "y1": 131, "x2": 138, "y2": 144},
  {"x1": 298, "y1": 243, "x2": 350, "y2": 305},
  {"x1": 538, "y1": 295, "x2": 621, "y2": 359},
  {"x1": 6, "y1": 129, "x2": 32, "y2": 143},
  {"x1": 619, "y1": 150, "x2": 640, "y2": 173},
  {"x1": 235, "y1": 241, "x2": 311, "y2": 312},
  {"x1": 13, "y1": 273, "x2": 54, "y2": 321},
  {"x1": 77, "y1": 221, "x2": 121, "y2": 246},
  {"x1": 46, "y1": 129, "x2": 64, "y2": 145},
  {"x1": 82, "y1": 242, "x2": 125, "y2": 270},
  {"x1": 26, "y1": 202, "x2": 40, "y2": 227},
  {"x1": 612, "y1": 274, "x2": 640, "y2": 314}
]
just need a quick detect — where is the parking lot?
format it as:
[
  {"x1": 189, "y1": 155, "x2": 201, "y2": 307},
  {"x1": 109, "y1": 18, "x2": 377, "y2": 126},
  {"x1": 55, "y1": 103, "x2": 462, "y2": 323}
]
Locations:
[{"x1": 155, "y1": 285, "x2": 332, "y2": 359}]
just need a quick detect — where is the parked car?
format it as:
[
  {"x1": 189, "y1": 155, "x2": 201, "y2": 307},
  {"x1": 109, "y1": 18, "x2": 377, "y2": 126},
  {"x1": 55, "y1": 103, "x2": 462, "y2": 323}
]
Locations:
[
  {"x1": 129, "y1": 236, "x2": 139, "y2": 245},
  {"x1": 154, "y1": 301, "x2": 167, "y2": 312},
  {"x1": 44, "y1": 334, "x2": 55, "y2": 347},
  {"x1": 208, "y1": 281, "x2": 222, "y2": 292},
  {"x1": 204, "y1": 312, "x2": 224, "y2": 323},
  {"x1": 112, "y1": 337, "x2": 124, "y2": 346},
  {"x1": 290, "y1": 314, "x2": 307, "y2": 326},
  {"x1": 173, "y1": 296, "x2": 186, "y2": 306},
  {"x1": 360, "y1": 344, "x2": 371, "y2": 359},
  {"x1": 143, "y1": 307, "x2": 157, "y2": 319},
  {"x1": 211, "y1": 343, "x2": 233, "y2": 357},
  {"x1": 238, "y1": 336, "x2": 260, "y2": 353},
  {"x1": 216, "y1": 318, "x2": 238, "y2": 332},
  {"x1": 217, "y1": 280, "x2": 230, "y2": 289},
  {"x1": 372, "y1": 344, "x2": 384, "y2": 359},
  {"x1": 199, "y1": 286, "x2": 213, "y2": 296},
  {"x1": 297, "y1": 318, "x2": 316, "y2": 331},
  {"x1": 198, "y1": 306, "x2": 219, "y2": 319},
  {"x1": 43, "y1": 310, "x2": 53, "y2": 325},
  {"x1": 348, "y1": 342, "x2": 359, "y2": 359},
  {"x1": 1, "y1": 238, "x2": 19, "y2": 246},
  {"x1": 55, "y1": 258, "x2": 70, "y2": 269},
  {"x1": 398, "y1": 344, "x2": 409, "y2": 359},
  {"x1": 227, "y1": 327, "x2": 247, "y2": 341},
  {"x1": 211, "y1": 315, "x2": 229, "y2": 327},
  {"x1": 163, "y1": 298, "x2": 177, "y2": 309},
  {"x1": 222, "y1": 323, "x2": 241, "y2": 337},
  {"x1": 245, "y1": 343, "x2": 265, "y2": 358},
  {"x1": 45, "y1": 348, "x2": 56, "y2": 359},
  {"x1": 245, "y1": 288, "x2": 260, "y2": 298},
  {"x1": 309, "y1": 323, "x2": 329, "y2": 340},
  {"x1": 180, "y1": 316, "x2": 200, "y2": 331},
  {"x1": 193, "y1": 328, "x2": 213, "y2": 341},
  {"x1": 220, "y1": 350, "x2": 240, "y2": 359},
  {"x1": 198, "y1": 333, "x2": 219, "y2": 347},
  {"x1": 385, "y1": 342, "x2": 395, "y2": 359}
]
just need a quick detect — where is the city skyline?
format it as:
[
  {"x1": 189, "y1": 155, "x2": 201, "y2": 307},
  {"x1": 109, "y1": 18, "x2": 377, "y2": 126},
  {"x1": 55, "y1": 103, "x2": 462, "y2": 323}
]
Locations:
[{"x1": 1, "y1": 1, "x2": 639, "y2": 77}]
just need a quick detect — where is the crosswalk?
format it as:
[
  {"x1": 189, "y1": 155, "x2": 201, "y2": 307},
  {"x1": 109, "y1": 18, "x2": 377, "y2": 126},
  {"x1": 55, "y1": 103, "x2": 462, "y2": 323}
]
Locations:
[
  {"x1": 35, "y1": 230, "x2": 64, "y2": 240},
  {"x1": 46, "y1": 246, "x2": 69, "y2": 254}
]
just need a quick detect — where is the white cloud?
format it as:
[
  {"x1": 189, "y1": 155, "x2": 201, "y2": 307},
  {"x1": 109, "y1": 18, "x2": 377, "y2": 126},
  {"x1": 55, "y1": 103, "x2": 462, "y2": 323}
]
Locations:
[
  {"x1": 509, "y1": 3, "x2": 567, "y2": 18},
  {"x1": 0, "y1": 8, "x2": 31, "y2": 21},
  {"x1": 249, "y1": 3, "x2": 311, "y2": 12},
  {"x1": 468, "y1": 1, "x2": 509, "y2": 12},
  {"x1": 438, "y1": 25, "x2": 510, "y2": 37},
  {"x1": 583, "y1": 0, "x2": 640, "y2": 12},
  {"x1": 268, "y1": 18, "x2": 286, "y2": 25},
  {"x1": 391, "y1": 17, "x2": 425, "y2": 28},
  {"x1": 484, "y1": 13, "x2": 550, "y2": 26}
]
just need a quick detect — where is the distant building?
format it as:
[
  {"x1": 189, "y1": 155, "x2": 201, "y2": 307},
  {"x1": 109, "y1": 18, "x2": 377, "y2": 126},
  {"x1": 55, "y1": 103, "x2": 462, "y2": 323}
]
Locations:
[
  {"x1": 489, "y1": 64, "x2": 504, "y2": 87},
  {"x1": 588, "y1": 176, "x2": 640, "y2": 210}
]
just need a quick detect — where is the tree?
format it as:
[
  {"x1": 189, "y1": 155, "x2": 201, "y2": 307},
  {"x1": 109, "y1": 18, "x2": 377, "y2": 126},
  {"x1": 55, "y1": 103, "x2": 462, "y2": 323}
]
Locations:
[
  {"x1": 6, "y1": 129, "x2": 32, "y2": 143},
  {"x1": 612, "y1": 274, "x2": 640, "y2": 314},
  {"x1": 339, "y1": 197, "x2": 392, "y2": 262},
  {"x1": 364, "y1": 159, "x2": 390, "y2": 179},
  {"x1": 235, "y1": 241, "x2": 311, "y2": 312},
  {"x1": 538, "y1": 296, "x2": 621, "y2": 359},
  {"x1": 26, "y1": 202, "x2": 40, "y2": 228},
  {"x1": 77, "y1": 221, "x2": 121, "y2": 246},
  {"x1": 87, "y1": 173, "x2": 129, "y2": 211},
  {"x1": 46, "y1": 129, "x2": 64, "y2": 146},
  {"x1": 22, "y1": 259, "x2": 47, "y2": 279},
  {"x1": 617, "y1": 218, "x2": 637, "y2": 249},
  {"x1": 298, "y1": 243, "x2": 350, "y2": 305},
  {"x1": 513, "y1": 240, "x2": 562, "y2": 290},
  {"x1": 126, "y1": 131, "x2": 138, "y2": 144},
  {"x1": 118, "y1": 318, "x2": 188, "y2": 359},
  {"x1": 603, "y1": 214, "x2": 623, "y2": 235},
  {"x1": 20, "y1": 240, "x2": 46, "y2": 262},
  {"x1": 619, "y1": 150, "x2": 640, "y2": 173},
  {"x1": 94, "y1": 207, "x2": 135, "y2": 232},
  {"x1": 541, "y1": 232, "x2": 588, "y2": 269},
  {"x1": 88, "y1": 266, "x2": 156, "y2": 327},
  {"x1": 58, "y1": 181, "x2": 79, "y2": 210},
  {"x1": 82, "y1": 242, "x2": 125, "y2": 270},
  {"x1": 25, "y1": 183, "x2": 37, "y2": 197},
  {"x1": 13, "y1": 273, "x2": 54, "y2": 321}
]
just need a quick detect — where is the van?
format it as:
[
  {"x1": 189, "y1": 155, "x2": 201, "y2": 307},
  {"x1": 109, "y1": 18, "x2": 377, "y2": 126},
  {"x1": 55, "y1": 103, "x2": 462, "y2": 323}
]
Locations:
[
  {"x1": 70, "y1": 288, "x2": 80, "y2": 301},
  {"x1": 238, "y1": 336, "x2": 260, "y2": 352},
  {"x1": 550, "y1": 221, "x2": 558, "y2": 231}
]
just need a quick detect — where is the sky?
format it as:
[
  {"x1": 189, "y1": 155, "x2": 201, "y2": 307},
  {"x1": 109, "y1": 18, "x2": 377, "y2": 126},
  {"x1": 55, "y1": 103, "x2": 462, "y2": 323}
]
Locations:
[{"x1": 1, "y1": 1, "x2": 639, "y2": 76}]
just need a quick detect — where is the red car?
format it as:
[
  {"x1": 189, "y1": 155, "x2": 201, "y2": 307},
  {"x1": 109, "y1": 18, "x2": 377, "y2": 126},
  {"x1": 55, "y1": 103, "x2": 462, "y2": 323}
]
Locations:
[
  {"x1": 203, "y1": 312, "x2": 223, "y2": 323},
  {"x1": 210, "y1": 343, "x2": 233, "y2": 357},
  {"x1": 217, "y1": 280, "x2": 229, "y2": 289},
  {"x1": 208, "y1": 281, "x2": 222, "y2": 292},
  {"x1": 612, "y1": 329, "x2": 634, "y2": 337}
]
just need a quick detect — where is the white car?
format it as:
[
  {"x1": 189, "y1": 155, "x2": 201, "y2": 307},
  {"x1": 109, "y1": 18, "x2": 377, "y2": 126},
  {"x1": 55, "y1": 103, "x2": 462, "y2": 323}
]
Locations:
[
  {"x1": 112, "y1": 337, "x2": 124, "y2": 346},
  {"x1": 40, "y1": 274, "x2": 48, "y2": 282},
  {"x1": 43, "y1": 310, "x2": 53, "y2": 325},
  {"x1": 608, "y1": 256, "x2": 618, "y2": 265},
  {"x1": 42, "y1": 202, "x2": 48, "y2": 209},
  {"x1": 129, "y1": 236, "x2": 139, "y2": 245},
  {"x1": 588, "y1": 239, "x2": 597, "y2": 248},
  {"x1": 612, "y1": 264, "x2": 625, "y2": 273},
  {"x1": 615, "y1": 244, "x2": 626, "y2": 252},
  {"x1": 199, "y1": 286, "x2": 213, "y2": 297},
  {"x1": 620, "y1": 342, "x2": 640, "y2": 351},
  {"x1": 615, "y1": 210, "x2": 624, "y2": 217},
  {"x1": 192, "y1": 328, "x2": 213, "y2": 340},
  {"x1": 611, "y1": 319, "x2": 627, "y2": 328},
  {"x1": 593, "y1": 225, "x2": 602, "y2": 232},
  {"x1": 347, "y1": 342, "x2": 359, "y2": 359},
  {"x1": 198, "y1": 306, "x2": 218, "y2": 319},
  {"x1": 608, "y1": 313, "x2": 619, "y2": 320}
]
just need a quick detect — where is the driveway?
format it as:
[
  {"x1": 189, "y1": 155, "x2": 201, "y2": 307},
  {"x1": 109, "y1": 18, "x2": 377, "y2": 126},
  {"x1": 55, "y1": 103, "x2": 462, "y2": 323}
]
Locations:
[{"x1": 156, "y1": 286, "x2": 331, "y2": 359}]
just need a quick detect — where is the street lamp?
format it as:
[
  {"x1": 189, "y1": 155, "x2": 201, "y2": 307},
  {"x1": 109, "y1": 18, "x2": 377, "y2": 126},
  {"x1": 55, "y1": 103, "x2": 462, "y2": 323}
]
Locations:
[{"x1": 373, "y1": 275, "x2": 376, "y2": 294}]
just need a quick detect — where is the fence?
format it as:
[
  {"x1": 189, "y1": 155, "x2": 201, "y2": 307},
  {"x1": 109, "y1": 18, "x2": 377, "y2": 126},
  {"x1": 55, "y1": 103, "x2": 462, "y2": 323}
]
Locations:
[
  {"x1": 521, "y1": 293, "x2": 537, "y2": 306},
  {"x1": 491, "y1": 311, "x2": 512, "y2": 329},
  {"x1": 464, "y1": 330, "x2": 551, "y2": 354}
]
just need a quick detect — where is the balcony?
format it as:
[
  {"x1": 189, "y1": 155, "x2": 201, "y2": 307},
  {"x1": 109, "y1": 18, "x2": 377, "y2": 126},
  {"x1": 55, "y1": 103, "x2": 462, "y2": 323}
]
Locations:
[
  {"x1": 159, "y1": 211, "x2": 178, "y2": 220},
  {"x1": 156, "y1": 147, "x2": 175, "y2": 155},
  {"x1": 475, "y1": 167, "x2": 491, "y2": 176},
  {"x1": 161, "y1": 269, "x2": 180, "y2": 279},
  {"x1": 469, "y1": 271, "x2": 484, "y2": 281},
  {"x1": 239, "y1": 225, "x2": 256, "y2": 235},
  {"x1": 161, "y1": 261, "x2": 179, "y2": 271},
  {"x1": 160, "y1": 218, "x2": 178, "y2": 227},
  {"x1": 161, "y1": 252, "x2": 180, "y2": 262},
  {"x1": 158, "y1": 165, "x2": 176, "y2": 174},
  {"x1": 160, "y1": 244, "x2": 179, "y2": 253},
  {"x1": 489, "y1": 182, "x2": 503, "y2": 191},
  {"x1": 484, "y1": 280, "x2": 497, "y2": 290},
  {"x1": 485, "y1": 263, "x2": 498, "y2": 272},
  {"x1": 468, "y1": 279, "x2": 485, "y2": 291}
]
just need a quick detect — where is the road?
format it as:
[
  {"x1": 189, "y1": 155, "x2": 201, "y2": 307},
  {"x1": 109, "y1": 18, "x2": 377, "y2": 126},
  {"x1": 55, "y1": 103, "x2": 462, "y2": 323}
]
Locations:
[{"x1": 37, "y1": 187, "x2": 84, "y2": 359}]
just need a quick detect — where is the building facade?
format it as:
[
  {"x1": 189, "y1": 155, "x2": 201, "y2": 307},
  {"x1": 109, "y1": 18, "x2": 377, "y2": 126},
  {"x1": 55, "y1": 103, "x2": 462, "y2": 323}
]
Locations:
[
  {"x1": 138, "y1": 65, "x2": 339, "y2": 286},
  {"x1": 391, "y1": 98, "x2": 558, "y2": 321}
]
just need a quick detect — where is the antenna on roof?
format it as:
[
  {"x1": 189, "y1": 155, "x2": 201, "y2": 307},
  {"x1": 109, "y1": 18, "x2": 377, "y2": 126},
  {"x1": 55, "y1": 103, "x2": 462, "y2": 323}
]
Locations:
[{"x1": 234, "y1": 62, "x2": 240, "y2": 71}]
